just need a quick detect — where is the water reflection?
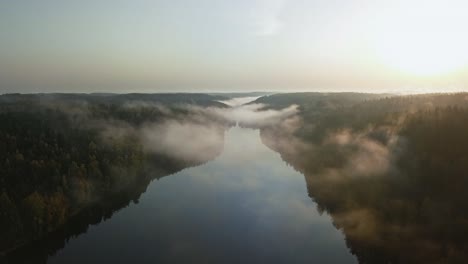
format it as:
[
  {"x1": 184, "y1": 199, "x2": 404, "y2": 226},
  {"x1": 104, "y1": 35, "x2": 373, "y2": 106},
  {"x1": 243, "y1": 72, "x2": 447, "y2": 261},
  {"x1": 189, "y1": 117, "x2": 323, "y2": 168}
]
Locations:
[{"x1": 42, "y1": 126, "x2": 356, "y2": 264}]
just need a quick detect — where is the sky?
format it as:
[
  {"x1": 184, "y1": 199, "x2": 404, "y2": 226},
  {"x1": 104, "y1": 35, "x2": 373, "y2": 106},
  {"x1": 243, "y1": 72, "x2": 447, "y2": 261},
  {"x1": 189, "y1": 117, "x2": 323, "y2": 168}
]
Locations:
[{"x1": 1, "y1": 0, "x2": 468, "y2": 93}]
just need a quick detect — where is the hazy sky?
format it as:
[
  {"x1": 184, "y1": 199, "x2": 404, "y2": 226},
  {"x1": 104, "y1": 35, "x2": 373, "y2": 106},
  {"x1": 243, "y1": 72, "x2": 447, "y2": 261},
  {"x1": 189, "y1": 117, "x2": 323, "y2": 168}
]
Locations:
[{"x1": 1, "y1": 0, "x2": 468, "y2": 93}]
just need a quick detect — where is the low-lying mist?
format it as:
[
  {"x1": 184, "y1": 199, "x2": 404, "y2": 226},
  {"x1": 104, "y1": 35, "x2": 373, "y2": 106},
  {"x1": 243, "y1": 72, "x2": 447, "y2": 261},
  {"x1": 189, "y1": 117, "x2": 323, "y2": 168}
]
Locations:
[
  {"x1": 45, "y1": 98, "x2": 300, "y2": 163},
  {"x1": 257, "y1": 93, "x2": 468, "y2": 264}
]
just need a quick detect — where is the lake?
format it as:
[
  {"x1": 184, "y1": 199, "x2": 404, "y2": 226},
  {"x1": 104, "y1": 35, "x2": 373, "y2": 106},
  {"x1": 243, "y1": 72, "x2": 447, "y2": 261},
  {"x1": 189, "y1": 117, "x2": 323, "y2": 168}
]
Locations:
[{"x1": 47, "y1": 126, "x2": 357, "y2": 264}]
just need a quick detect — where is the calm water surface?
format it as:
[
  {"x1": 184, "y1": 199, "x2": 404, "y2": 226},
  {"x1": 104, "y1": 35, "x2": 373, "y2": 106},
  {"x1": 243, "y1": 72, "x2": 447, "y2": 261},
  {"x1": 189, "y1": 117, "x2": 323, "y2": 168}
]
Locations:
[{"x1": 49, "y1": 126, "x2": 357, "y2": 264}]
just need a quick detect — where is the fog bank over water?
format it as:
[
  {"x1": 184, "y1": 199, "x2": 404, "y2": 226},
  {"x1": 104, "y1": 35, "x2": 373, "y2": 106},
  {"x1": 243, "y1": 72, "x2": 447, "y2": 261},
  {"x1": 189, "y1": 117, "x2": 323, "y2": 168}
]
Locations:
[
  {"x1": 5, "y1": 92, "x2": 468, "y2": 264},
  {"x1": 218, "y1": 96, "x2": 261, "y2": 106},
  {"x1": 94, "y1": 97, "x2": 299, "y2": 161},
  {"x1": 13, "y1": 94, "x2": 299, "y2": 163},
  {"x1": 48, "y1": 126, "x2": 357, "y2": 264}
]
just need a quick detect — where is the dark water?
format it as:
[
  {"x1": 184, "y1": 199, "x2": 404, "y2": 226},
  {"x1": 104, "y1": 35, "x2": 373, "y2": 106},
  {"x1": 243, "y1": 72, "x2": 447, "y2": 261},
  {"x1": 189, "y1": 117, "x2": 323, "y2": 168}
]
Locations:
[{"x1": 47, "y1": 126, "x2": 357, "y2": 264}]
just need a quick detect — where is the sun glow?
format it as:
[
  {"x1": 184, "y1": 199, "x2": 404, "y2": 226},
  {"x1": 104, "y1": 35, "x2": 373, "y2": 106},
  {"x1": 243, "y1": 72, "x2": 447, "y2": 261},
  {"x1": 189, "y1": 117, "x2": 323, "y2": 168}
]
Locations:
[
  {"x1": 377, "y1": 32, "x2": 467, "y2": 76},
  {"x1": 373, "y1": 0, "x2": 468, "y2": 77}
]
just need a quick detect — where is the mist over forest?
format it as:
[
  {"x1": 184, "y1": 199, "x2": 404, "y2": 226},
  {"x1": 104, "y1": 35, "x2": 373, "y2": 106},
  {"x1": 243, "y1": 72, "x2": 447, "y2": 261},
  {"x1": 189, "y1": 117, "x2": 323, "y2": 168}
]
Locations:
[
  {"x1": 1, "y1": 92, "x2": 468, "y2": 264},
  {"x1": 3, "y1": 1, "x2": 468, "y2": 263},
  {"x1": 258, "y1": 92, "x2": 468, "y2": 263}
]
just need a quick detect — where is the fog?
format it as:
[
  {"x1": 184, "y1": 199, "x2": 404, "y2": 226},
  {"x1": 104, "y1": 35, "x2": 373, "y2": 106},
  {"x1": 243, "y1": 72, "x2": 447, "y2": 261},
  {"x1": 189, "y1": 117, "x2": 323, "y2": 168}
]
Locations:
[
  {"x1": 261, "y1": 116, "x2": 408, "y2": 184},
  {"x1": 325, "y1": 129, "x2": 400, "y2": 178},
  {"x1": 42, "y1": 95, "x2": 402, "y2": 179},
  {"x1": 217, "y1": 97, "x2": 261, "y2": 106},
  {"x1": 140, "y1": 121, "x2": 225, "y2": 162},
  {"x1": 42, "y1": 97, "x2": 300, "y2": 163}
]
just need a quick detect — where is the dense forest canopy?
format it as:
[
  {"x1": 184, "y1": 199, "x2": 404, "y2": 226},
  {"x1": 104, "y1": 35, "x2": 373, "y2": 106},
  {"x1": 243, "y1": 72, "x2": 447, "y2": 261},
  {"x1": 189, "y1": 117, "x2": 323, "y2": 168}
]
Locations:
[
  {"x1": 0, "y1": 93, "x2": 231, "y2": 256},
  {"x1": 3, "y1": 92, "x2": 468, "y2": 264},
  {"x1": 259, "y1": 92, "x2": 468, "y2": 264}
]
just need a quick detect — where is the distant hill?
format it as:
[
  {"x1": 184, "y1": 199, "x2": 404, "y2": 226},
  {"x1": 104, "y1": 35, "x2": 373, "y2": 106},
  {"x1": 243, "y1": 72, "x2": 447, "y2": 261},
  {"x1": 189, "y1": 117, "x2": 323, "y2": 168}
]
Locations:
[
  {"x1": 208, "y1": 92, "x2": 274, "y2": 99},
  {"x1": 0, "y1": 93, "x2": 228, "y2": 108}
]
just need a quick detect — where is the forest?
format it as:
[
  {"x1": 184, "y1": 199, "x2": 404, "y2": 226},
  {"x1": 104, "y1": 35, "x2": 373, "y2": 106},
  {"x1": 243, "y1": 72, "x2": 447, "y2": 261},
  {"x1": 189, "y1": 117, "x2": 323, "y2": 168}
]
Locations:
[
  {"x1": 0, "y1": 93, "x2": 230, "y2": 255},
  {"x1": 3, "y1": 92, "x2": 468, "y2": 263},
  {"x1": 259, "y1": 92, "x2": 468, "y2": 264}
]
